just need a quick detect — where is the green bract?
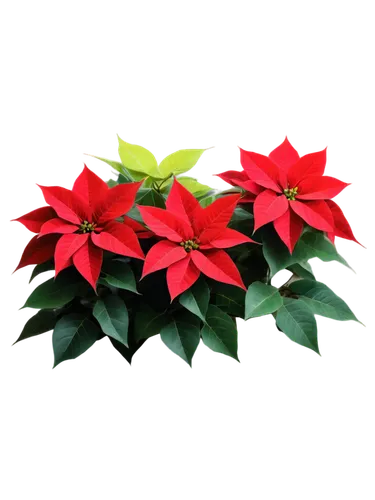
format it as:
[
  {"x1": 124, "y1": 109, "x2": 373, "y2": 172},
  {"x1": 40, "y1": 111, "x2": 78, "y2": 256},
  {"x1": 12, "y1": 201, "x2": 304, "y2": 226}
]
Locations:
[
  {"x1": 118, "y1": 136, "x2": 207, "y2": 180},
  {"x1": 171, "y1": 176, "x2": 212, "y2": 197}
]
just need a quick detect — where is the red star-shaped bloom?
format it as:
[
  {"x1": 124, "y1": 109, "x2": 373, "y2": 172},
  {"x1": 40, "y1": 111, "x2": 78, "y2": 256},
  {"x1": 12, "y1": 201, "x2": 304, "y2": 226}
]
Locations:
[
  {"x1": 13, "y1": 166, "x2": 145, "y2": 288},
  {"x1": 138, "y1": 179, "x2": 255, "y2": 301},
  {"x1": 217, "y1": 137, "x2": 360, "y2": 252}
]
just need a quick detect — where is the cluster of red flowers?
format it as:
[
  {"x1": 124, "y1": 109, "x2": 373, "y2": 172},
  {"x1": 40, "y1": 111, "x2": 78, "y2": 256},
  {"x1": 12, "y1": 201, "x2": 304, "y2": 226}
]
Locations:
[
  {"x1": 14, "y1": 166, "x2": 254, "y2": 299},
  {"x1": 14, "y1": 167, "x2": 147, "y2": 289},
  {"x1": 218, "y1": 138, "x2": 359, "y2": 252},
  {"x1": 14, "y1": 139, "x2": 359, "y2": 300}
]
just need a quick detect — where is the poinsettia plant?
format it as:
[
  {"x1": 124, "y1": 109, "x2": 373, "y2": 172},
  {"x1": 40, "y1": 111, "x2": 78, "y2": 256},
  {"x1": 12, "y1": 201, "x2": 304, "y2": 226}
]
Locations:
[{"x1": 12, "y1": 137, "x2": 362, "y2": 367}]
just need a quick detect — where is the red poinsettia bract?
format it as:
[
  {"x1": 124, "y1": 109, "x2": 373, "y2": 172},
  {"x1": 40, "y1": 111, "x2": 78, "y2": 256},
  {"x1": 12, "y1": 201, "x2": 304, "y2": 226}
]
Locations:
[
  {"x1": 217, "y1": 138, "x2": 360, "y2": 252},
  {"x1": 13, "y1": 166, "x2": 145, "y2": 288},
  {"x1": 138, "y1": 179, "x2": 255, "y2": 301}
]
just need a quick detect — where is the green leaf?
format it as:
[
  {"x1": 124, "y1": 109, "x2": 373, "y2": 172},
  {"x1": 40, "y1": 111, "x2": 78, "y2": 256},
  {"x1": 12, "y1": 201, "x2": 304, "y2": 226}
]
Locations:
[
  {"x1": 118, "y1": 136, "x2": 160, "y2": 178},
  {"x1": 261, "y1": 229, "x2": 292, "y2": 276},
  {"x1": 176, "y1": 176, "x2": 212, "y2": 197},
  {"x1": 97, "y1": 278, "x2": 113, "y2": 290},
  {"x1": 287, "y1": 262, "x2": 315, "y2": 280},
  {"x1": 117, "y1": 174, "x2": 129, "y2": 184},
  {"x1": 126, "y1": 207, "x2": 145, "y2": 224},
  {"x1": 133, "y1": 304, "x2": 168, "y2": 341},
  {"x1": 158, "y1": 148, "x2": 208, "y2": 177},
  {"x1": 85, "y1": 154, "x2": 135, "y2": 182},
  {"x1": 126, "y1": 170, "x2": 151, "y2": 182},
  {"x1": 199, "y1": 194, "x2": 218, "y2": 208},
  {"x1": 112, "y1": 256, "x2": 131, "y2": 264},
  {"x1": 201, "y1": 304, "x2": 239, "y2": 361},
  {"x1": 179, "y1": 278, "x2": 210, "y2": 322},
  {"x1": 23, "y1": 270, "x2": 89, "y2": 309},
  {"x1": 228, "y1": 207, "x2": 254, "y2": 225},
  {"x1": 117, "y1": 172, "x2": 155, "y2": 188},
  {"x1": 157, "y1": 177, "x2": 173, "y2": 193},
  {"x1": 289, "y1": 280, "x2": 360, "y2": 323},
  {"x1": 100, "y1": 260, "x2": 138, "y2": 294},
  {"x1": 107, "y1": 179, "x2": 118, "y2": 188},
  {"x1": 194, "y1": 186, "x2": 221, "y2": 201},
  {"x1": 93, "y1": 295, "x2": 129, "y2": 346},
  {"x1": 53, "y1": 314, "x2": 100, "y2": 367},
  {"x1": 14, "y1": 309, "x2": 58, "y2": 344},
  {"x1": 245, "y1": 282, "x2": 282, "y2": 319},
  {"x1": 276, "y1": 298, "x2": 319, "y2": 354},
  {"x1": 211, "y1": 283, "x2": 246, "y2": 318},
  {"x1": 161, "y1": 177, "x2": 211, "y2": 196},
  {"x1": 29, "y1": 260, "x2": 54, "y2": 283},
  {"x1": 294, "y1": 231, "x2": 352, "y2": 269},
  {"x1": 118, "y1": 170, "x2": 147, "y2": 183},
  {"x1": 234, "y1": 256, "x2": 270, "y2": 286},
  {"x1": 262, "y1": 228, "x2": 352, "y2": 276},
  {"x1": 136, "y1": 188, "x2": 166, "y2": 208},
  {"x1": 119, "y1": 173, "x2": 157, "y2": 186},
  {"x1": 109, "y1": 337, "x2": 145, "y2": 365},
  {"x1": 142, "y1": 176, "x2": 160, "y2": 188},
  {"x1": 160, "y1": 311, "x2": 200, "y2": 366},
  {"x1": 228, "y1": 219, "x2": 256, "y2": 240}
]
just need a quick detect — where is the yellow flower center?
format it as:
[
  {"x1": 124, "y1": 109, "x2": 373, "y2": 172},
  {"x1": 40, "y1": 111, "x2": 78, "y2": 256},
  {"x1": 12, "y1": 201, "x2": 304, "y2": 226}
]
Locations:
[
  {"x1": 284, "y1": 187, "x2": 298, "y2": 201},
  {"x1": 180, "y1": 238, "x2": 200, "y2": 252},
  {"x1": 79, "y1": 220, "x2": 97, "y2": 233}
]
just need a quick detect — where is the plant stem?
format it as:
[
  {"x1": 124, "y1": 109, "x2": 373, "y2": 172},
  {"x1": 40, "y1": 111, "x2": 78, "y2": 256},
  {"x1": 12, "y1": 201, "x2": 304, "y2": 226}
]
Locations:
[
  {"x1": 266, "y1": 267, "x2": 273, "y2": 285},
  {"x1": 159, "y1": 175, "x2": 172, "y2": 189},
  {"x1": 222, "y1": 187, "x2": 243, "y2": 194},
  {"x1": 152, "y1": 182, "x2": 160, "y2": 193}
]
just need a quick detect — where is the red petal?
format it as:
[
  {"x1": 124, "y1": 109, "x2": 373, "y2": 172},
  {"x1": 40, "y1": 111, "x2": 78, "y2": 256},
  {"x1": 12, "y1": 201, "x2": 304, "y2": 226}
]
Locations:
[
  {"x1": 200, "y1": 228, "x2": 255, "y2": 249},
  {"x1": 38, "y1": 185, "x2": 89, "y2": 224},
  {"x1": 290, "y1": 200, "x2": 334, "y2": 232},
  {"x1": 191, "y1": 249, "x2": 245, "y2": 290},
  {"x1": 39, "y1": 218, "x2": 78, "y2": 236},
  {"x1": 123, "y1": 216, "x2": 153, "y2": 238},
  {"x1": 167, "y1": 256, "x2": 201, "y2": 301},
  {"x1": 91, "y1": 221, "x2": 144, "y2": 260},
  {"x1": 196, "y1": 194, "x2": 240, "y2": 243},
  {"x1": 166, "y1": 178, "x2": 203, "y2": 226},
  {"x1": 287, "y1": 149, "x2": 327, "y2": 186},
  {"x1": 216, "y1": 170, "x2": 249, "y2": 187},
  {"x1": 278, "y1": 169, "x2": 288, "y2": 191},
  {"x1": 253, "y1": 190, "x2": 289, "y2": 231},
  {"x1": 137, "y1": 206, "x2": 193, "y2": 242},
  {"x1": 269, "y1": 137, "x2": 300, "y2": 172},
  {"x1": 327, "y1": 232, "x2": 335, "y2": 244},
  {"x1": 142, "y1": 240, "x2": 187, "y2": 278},
  {"x1": 123, "y1": 216, "x2": 146, "y2": 233},
  {"x1": 12, "y1": 206, "x2": 56, "y2": 233},
  {"x1": 297, "y1": 176, "x2": 350, "y2": 200},
  {"x1": 273, "y1": 210, "x2": 304, "y2": 253},
  {"x1": 95, "y1": 182, "x2": 142, "y2": 224},
  {"x1": 240, "y1": 182, "x2": 265, "y2": 195},
  {"x1": 72, "y1": 239, "x2": 103, "y2": 290},
  {"x1": 325, "y1": 200, "x2": 362, "y2": 245},
  {"x1": 54, "y1": 233, "x2": 89, "y2": 276},
  {"x1": 216, "y1": 170, "x2": 263, "y2": 195},
  {"x1": 73, "y1": 165, "x2": 109, "y2": 208},
  {"x1": 59, "y1": 257, "x2": 73, "y2": 273},
  {"x1": 137, "y1": 231, "x2": 154, "y2": 239},
  {"x1": 240, "y1": 149, "x2": 282, "y2": 192},
  {"x1": 14, "y1": 234, "x2": 59, "y2": 272}
]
